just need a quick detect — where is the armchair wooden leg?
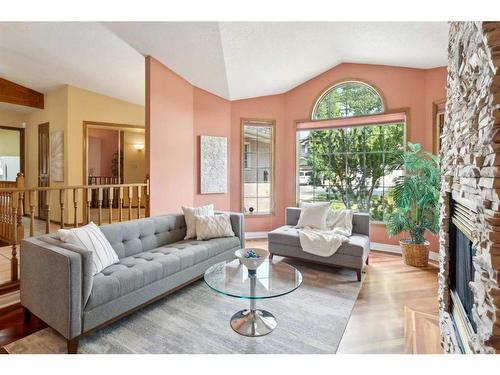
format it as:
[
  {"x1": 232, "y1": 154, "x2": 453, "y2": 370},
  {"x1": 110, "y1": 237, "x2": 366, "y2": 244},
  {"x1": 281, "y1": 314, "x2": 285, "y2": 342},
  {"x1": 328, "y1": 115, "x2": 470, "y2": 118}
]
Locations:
[
  {"x1": 269, "y1": 253, "x2": 274, "y2": 260},
  {"x1": 23, "y1": 307, "x2": 32, "y2": 323},
  {"x1": 365, "y1": 256, "x2": 369, "y2": 265},
  {"x1": 67, "y1": 338, "x2": 80, "y2": 354},
  {"x1": 356, "y1": 269, "x2": 362, "y2": 282}
]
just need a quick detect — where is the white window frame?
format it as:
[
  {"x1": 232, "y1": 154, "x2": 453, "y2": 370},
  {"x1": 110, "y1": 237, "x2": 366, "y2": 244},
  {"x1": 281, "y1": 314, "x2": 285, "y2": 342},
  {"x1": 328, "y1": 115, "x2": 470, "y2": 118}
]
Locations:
[{"x1": 241, "y1": 119, "x2": 275, "y2": 216}]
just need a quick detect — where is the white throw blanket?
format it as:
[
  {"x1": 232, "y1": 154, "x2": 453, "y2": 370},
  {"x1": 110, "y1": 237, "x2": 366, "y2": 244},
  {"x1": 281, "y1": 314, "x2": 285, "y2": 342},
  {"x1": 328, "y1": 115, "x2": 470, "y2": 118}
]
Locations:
[{"x1": 298, "y1": 209, "x2": 353, "y2": 257}]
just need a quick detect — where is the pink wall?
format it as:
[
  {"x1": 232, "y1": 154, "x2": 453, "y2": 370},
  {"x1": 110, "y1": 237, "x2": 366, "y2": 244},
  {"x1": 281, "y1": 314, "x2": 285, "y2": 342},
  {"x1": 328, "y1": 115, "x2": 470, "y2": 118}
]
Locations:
[
  {"x1": 230, "y1": 95, "x2": 286, "y2": 232},
  {"x1": 87, "y1": 128, "x2": 119, "y2": 177},
  {"x1": 424, "y1": 67, "x2": 448, "y2": 151},
  {"x1": 193, "y1": 87, "x2": 232, "y2": 210},
  {"x1": 146, "y1": 56, "x2": 194, "y2": 215},
  {"x1": 146, "y1": 60, "x2": 447, "y2": 250},
  {"x1": 230, "y1": 63, "x2": 447, "y2": 250}
]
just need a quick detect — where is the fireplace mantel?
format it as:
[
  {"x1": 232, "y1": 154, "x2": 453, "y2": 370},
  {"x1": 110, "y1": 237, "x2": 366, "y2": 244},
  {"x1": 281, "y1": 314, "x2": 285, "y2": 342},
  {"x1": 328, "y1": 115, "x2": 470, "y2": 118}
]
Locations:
[{"x1": 439, "y1": 22, "x2": 500, "y2": 354}]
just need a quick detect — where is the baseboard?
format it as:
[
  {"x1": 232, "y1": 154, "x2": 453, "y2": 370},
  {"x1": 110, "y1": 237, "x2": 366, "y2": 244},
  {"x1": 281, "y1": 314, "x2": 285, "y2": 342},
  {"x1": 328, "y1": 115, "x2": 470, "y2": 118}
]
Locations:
[
  {"x1": 371, "y1": 242, "x2": 439, "y2": 262},
  {"x1": 245, "y1": 231, "x2": 268, "y2": 239},
  {"x1": 0, "y1": 290, "x2": 20, "y2": 311}
]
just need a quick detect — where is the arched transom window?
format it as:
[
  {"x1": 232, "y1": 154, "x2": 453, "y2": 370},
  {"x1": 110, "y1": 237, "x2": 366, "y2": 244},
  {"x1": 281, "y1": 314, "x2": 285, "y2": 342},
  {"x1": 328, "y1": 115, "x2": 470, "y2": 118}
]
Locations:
[{"x1": 312, "y1": 81, "x2": 384, "y2": 120}]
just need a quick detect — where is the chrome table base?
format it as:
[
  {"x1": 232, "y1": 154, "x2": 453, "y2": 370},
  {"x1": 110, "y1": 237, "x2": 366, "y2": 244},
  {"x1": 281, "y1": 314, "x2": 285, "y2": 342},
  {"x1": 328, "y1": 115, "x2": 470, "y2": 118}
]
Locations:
[
  {"x1": 230, "y1": 309, "x2": 277, "y2": 337},
  {"x1": 229, "y1": 271, "x2": 278, "y2": 337}
]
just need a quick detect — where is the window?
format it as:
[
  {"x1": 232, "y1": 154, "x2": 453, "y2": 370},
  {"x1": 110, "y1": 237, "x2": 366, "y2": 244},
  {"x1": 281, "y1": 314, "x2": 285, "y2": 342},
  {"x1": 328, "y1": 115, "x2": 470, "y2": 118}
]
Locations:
[
  {"x1": 242, "y1": 120, "x2": 274, "y2": 215},
  {"x1": 243, "y1": 142, "x2": 250, "y2": 169},
  {"x1": 312, "y1": 81, "x2": 384, "y2": 120},
  {"x1": 297, "y1": 123, "x2": 405, "y2": 222}
]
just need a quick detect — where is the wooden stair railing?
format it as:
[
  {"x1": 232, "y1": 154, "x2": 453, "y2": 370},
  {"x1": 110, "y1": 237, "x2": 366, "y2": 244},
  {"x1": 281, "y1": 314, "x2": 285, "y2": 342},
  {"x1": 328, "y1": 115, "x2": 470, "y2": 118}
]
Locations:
[{"x1": 0, "y1": 176, "x2": 150, "y2": 293}]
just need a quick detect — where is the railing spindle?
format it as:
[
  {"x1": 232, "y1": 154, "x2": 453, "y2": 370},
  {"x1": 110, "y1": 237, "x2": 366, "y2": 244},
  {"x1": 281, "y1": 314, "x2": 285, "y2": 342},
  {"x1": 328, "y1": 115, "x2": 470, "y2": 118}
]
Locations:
[
  {"x1": 86, "y1": 188, "x2": 92, "y2": 224},
  {"x1": 59, "y1": 189, "x2": 66, "y2": 229},
  {"x1": 29, "y1": 190, "x2": 35, "y2": 237},
  {"x1": 108, "y1": 187, "x2": 114, "y2": 224},
  {"x1": 73, "y1": 188, "x2": 79, "y2": 228},
  {"x1": 97, "y1": 187, "x2": 103, "y2": 226},
  {"x1": 137, "y1": 186, "x2": 142, "y2": 219},
  {"x1": 119, "y1": 187, "x2": 124, "y2": 222},
  {"x1": 11, "y1": 191, "x2": 19, "y2": 282},
  {"x1": 45, "y1": 190, "x2": 52, "y2": 234},
  {"x1": 128, "y1": 187, "x2": 132, "y2": 221},
  {"x1": 145, "y1": 175, "x2": 150, "y2": 217}
]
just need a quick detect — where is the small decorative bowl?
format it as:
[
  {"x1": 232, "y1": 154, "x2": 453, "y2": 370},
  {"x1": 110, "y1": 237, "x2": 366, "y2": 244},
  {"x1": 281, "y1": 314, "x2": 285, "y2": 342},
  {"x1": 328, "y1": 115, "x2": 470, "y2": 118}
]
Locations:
[{"x1": 235, "y1": 248, "x2": 269, "y2": 271}]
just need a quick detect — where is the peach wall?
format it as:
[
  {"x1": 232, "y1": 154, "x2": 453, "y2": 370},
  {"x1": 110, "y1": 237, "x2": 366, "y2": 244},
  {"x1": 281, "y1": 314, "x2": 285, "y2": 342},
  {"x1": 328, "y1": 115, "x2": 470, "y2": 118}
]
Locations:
[
  {"x1": 146, "y1": 60, "x2": 446, "y2": 249},
  {"x1": 193, "y1": 87, "x2": 232, "y2": 210},
  {"x1": 87, "y1": 128, "x2": 119, "y2": 177},
  {"x1": 229, "y1": 63, "x2": 446, "y2": 250},
  {"x1": 424, "y1": 67, "x2": 448, "y2": 151},
  {"x1": 230, "y1": 95, "x2": 286, "y2": 232},
  {"x1": 146, "y1": 56, "x2": 194, "y2": 215}
]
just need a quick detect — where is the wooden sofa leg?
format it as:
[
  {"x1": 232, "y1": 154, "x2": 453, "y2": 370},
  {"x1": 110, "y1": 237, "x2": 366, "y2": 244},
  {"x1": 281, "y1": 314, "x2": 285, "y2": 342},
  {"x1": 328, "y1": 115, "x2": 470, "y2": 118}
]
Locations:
[
  {"x1": 23, "y1": 307, "x2": 32, "y2": 323},
  {"x1": 365, "y1": 256, "x2": 369, "y2": 265},
  {"x1": 269, "y1": 253, "x2": 274, "y2": 260},
  {"x1": 356, "y1": 269, "x2": 362, "y2": 282},
  {"x1": 67, "y1": 338, "x2": 80, "y2": 354}
]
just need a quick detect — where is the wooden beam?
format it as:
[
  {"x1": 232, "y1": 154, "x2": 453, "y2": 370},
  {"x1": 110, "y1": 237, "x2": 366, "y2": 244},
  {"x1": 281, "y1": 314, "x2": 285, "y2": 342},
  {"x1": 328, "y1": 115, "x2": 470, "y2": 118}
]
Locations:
[{"x1": 0, "y1": 77, "x2": 44, "y2": 109}]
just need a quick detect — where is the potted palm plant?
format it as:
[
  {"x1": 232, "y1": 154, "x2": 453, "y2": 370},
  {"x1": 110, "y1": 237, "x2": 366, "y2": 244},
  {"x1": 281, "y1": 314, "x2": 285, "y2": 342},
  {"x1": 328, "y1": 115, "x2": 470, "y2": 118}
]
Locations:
[{"x1": 386, "y1": 143, "x2": 440, "y2": 267}]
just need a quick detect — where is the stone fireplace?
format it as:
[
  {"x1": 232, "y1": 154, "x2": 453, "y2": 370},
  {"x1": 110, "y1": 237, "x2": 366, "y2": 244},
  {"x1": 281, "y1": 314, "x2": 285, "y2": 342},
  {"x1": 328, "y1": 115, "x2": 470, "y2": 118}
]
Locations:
[{"x1": 439, "y1": 22, "x2": 500, "y2": 353}]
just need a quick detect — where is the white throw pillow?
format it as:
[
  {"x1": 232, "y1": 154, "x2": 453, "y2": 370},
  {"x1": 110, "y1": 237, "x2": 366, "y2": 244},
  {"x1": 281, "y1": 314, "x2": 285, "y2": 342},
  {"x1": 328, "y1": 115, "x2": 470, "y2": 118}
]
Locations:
[
  {"x1": 58, "y1": 222, "x2": 119, "y2": 275},
  {"x1": 182, "y1": 204, "x2": 214, "y2": 239},
  {"x1": 194, "y1": 213, "x2": 235, "y2": 240},
  {"x1": 296, "y1": 202, "x2": 331, "y2": 230}
]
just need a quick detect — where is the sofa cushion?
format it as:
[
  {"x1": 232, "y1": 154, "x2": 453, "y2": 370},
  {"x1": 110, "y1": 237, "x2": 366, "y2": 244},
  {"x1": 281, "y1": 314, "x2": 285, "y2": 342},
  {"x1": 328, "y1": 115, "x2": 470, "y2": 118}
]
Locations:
[
  {"x1": 86, "y1": 236, "x2": 241, "y2": 310},
  {"x1": 100, "y1": 215, "x2": 186, "y2": 258},
  {"x1": 268, "y1": 225, "x2": 369, "y2": 257}
]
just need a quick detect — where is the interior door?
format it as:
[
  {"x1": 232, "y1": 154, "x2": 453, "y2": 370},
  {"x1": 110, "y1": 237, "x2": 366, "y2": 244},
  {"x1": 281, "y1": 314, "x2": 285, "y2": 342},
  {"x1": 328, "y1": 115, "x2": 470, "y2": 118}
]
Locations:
[{"x1": 38, "y1": 123, "x2": 50, "y2": 219}]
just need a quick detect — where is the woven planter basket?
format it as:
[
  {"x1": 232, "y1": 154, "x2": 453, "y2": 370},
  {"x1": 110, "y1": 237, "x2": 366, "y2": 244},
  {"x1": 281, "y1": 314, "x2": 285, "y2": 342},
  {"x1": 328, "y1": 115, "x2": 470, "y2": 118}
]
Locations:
[{"x1": 400, "y1": 240, "x2": 429, "y2": 267}]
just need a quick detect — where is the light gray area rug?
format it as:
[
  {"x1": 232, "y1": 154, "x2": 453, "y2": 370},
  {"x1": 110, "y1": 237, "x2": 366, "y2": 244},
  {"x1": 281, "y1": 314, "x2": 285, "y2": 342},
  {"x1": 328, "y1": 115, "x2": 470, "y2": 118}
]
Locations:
[{"x1": 4, "y1": 260, "x2": 363, "y2": 354}]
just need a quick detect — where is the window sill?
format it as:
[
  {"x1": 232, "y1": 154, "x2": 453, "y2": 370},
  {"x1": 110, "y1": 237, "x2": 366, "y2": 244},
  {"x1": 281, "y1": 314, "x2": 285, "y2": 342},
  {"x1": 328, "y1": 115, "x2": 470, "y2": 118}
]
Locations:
[
  {"x1": 370, "y1": 221, "x2": 388, "y2": 225},
  {"x1": 244, "y1": 213, "x2": 274, "y2": 218}
]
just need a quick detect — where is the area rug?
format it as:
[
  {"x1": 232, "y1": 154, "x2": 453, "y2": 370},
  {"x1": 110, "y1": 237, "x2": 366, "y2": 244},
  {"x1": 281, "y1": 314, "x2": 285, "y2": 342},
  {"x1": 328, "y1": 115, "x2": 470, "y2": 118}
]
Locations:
[{"x1": 3, "y1": 259, "x2": 364, "y2": 354}]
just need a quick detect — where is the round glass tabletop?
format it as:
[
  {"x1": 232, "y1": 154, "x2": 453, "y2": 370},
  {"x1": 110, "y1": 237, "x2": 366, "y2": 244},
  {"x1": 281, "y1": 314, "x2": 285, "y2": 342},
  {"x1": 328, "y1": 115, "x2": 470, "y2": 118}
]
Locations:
[{"x1": 204, "y1": 259, "x2": 302, "y2": 300}]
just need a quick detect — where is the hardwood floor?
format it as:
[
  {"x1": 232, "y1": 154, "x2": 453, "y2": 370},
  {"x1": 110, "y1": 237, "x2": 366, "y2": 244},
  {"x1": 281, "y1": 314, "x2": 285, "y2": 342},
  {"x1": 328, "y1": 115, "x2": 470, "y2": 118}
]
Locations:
[
  {"x1": 0, "y1": 305, "x2": 46, "y2": 353},
  {"x1": 0, "y1": 239, "x2": 441, "y2": 354},
  {"x1": 248, "y1": 240, "x2": 441, "y2": 354},
  {"x1": 336, "y1": 250, "x2": 441, "y2": 354}
]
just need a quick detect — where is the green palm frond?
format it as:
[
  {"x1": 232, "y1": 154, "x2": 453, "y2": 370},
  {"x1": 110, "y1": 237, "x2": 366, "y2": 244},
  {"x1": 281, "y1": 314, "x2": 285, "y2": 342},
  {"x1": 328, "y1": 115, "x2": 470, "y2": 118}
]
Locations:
[{"x1": 385, "y1": 142, "x2": 440, "y2": 244}]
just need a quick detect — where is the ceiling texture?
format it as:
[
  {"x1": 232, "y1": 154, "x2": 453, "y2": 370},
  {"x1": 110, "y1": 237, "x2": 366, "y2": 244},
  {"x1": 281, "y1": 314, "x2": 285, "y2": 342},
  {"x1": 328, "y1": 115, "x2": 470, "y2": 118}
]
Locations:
[{"x1": 0, "y1": 22, "x2": 449, "y2": 105}]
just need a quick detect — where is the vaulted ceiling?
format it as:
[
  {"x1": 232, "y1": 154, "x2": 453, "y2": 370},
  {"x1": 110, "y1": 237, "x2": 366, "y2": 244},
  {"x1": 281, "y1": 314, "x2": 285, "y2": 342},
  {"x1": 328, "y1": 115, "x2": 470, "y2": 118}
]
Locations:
[{"x1": 0, "y1": 22, "x2": 448, "y2": 105}]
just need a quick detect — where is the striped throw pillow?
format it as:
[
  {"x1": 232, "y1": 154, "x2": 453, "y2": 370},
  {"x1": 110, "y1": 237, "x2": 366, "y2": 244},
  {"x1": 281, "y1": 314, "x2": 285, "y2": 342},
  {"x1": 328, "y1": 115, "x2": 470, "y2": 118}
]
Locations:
[{"x1": 58, "y1": 222, "x2": 119, "y2": 275}]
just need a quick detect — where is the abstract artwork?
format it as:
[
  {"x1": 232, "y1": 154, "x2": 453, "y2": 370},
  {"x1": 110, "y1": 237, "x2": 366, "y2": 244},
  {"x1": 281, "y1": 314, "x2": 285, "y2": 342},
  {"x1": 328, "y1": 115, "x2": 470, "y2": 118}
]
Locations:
[
  {"x1": 50, "y1": 130, "x2": 64, "y2": 182},
  {"x1": 200, "y1": 135, "x2": 227, "y2": 194}
]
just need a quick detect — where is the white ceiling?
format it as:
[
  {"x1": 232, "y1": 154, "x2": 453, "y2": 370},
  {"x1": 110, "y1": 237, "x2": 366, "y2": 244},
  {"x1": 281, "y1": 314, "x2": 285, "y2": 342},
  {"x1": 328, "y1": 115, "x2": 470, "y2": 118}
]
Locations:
[{"x1": 0, "y1": 22, "x2": 448, "y2": 105}]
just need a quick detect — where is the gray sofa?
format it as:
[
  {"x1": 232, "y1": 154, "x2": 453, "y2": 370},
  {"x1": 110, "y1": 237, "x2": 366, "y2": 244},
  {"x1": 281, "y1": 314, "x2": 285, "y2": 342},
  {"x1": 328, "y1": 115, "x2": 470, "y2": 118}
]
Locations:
[
  {"x1": 268, "y1": 207, "x2": 370, "y2": 281},
  {"x1": 20, "y1": 212, "x2": 244, "y2": 353}
]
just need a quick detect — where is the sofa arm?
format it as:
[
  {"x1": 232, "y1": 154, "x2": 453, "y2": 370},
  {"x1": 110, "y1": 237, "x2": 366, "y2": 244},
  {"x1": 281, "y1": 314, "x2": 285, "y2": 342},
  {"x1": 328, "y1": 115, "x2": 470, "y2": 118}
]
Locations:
[
  {"x1": 286, "y1": 207, "x2": 301, "y2": 226},
  {"x1": 217, "y1": 211, "x2": 245, "y2": 248},
  {"x1": 352, "y1": 212, "x2": 370, "y2": 236},
  {"x1": 20, "y1": 237, "x2": 89, "y2": 340}
]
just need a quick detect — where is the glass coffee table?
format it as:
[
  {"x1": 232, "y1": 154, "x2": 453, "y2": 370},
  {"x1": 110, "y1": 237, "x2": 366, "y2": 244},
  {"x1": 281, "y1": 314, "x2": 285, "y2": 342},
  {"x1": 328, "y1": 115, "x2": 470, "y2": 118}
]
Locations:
[{"x1": 204, "y1": 258, "x2": 302, "y2": 337}]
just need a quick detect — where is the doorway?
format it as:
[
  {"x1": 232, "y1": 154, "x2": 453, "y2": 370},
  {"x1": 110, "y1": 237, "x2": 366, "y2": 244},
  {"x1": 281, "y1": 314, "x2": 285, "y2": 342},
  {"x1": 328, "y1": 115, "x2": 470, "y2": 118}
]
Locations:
[
  {"x1": 83, "y1": 121, "x2": 145, "y2": 208},
  {"x1": 0, "y1": 125, "x2": 24, "y2": 183},
  {"x1": 38, "y1": 122, "x2": 50, "y2": 220}
]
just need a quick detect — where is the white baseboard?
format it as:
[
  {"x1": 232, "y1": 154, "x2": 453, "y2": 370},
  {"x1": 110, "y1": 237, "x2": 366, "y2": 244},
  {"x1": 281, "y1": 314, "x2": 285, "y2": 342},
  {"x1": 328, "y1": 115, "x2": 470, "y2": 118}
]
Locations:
[
  {"x1": 245, "y1": 231, "x2": 268, "y2": 239},
  {"x1": 0, "y1": 290, "x2": 20, "y2": 310},
  {"x1": 371, "y1": 242, "x2": 439, "y2": 262}
]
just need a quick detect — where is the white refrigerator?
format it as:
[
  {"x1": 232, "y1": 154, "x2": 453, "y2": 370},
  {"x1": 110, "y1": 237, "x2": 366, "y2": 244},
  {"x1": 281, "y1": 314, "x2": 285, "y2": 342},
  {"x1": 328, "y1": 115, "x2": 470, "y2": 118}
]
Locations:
[{"x1": 0, "y1": 156, "x2": 21, "y2": 181}]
